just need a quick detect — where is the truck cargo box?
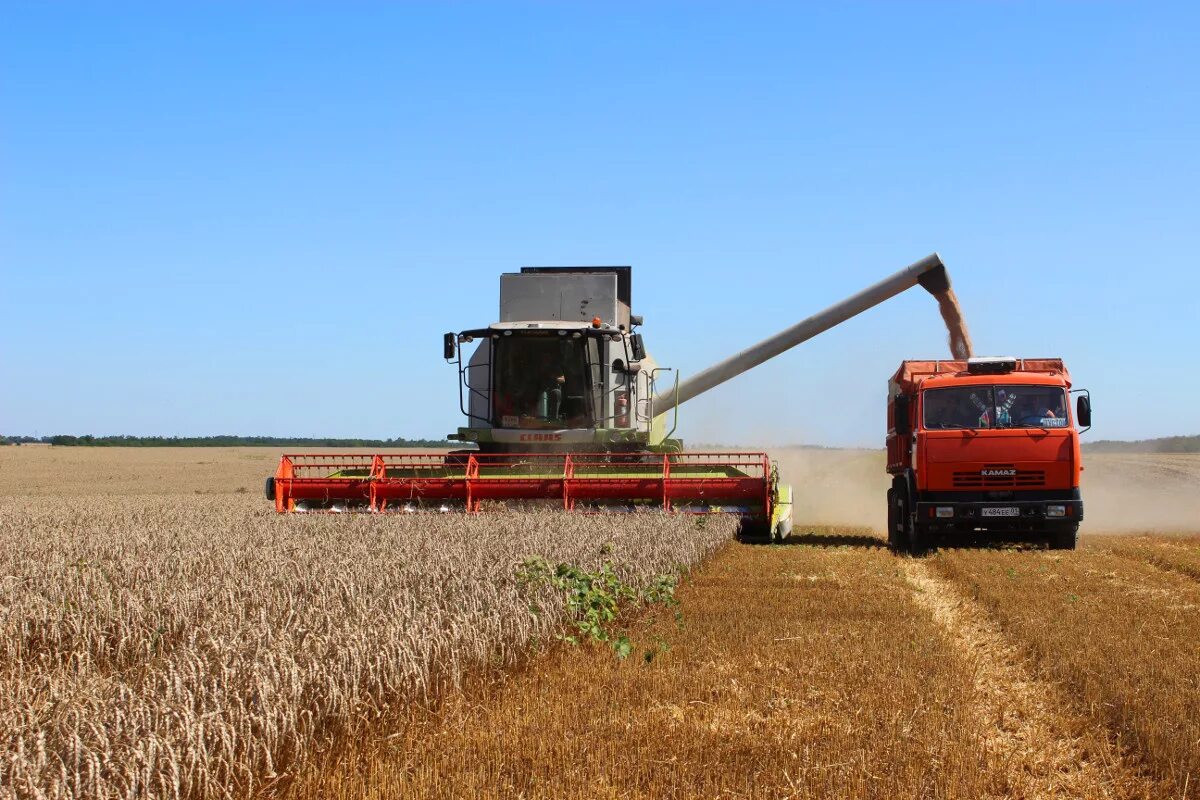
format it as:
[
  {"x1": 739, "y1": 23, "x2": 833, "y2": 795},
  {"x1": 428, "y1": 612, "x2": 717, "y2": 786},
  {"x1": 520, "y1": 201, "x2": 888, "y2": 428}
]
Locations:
[{"x1": 889, "y1": 358, "x2": 1069, "y2": 397}]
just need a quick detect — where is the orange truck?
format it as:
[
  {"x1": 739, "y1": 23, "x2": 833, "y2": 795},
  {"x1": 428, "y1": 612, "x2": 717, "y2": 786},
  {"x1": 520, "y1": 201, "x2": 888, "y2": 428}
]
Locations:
[{"x1": 886, "y1": 357, "x2": 1092, "y2": 553}]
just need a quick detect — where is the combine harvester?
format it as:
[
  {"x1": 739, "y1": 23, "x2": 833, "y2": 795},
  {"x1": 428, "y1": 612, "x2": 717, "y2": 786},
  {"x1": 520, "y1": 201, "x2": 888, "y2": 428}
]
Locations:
[{"x1": 267, "y1": 255, "x2": 959, "y2": 540}]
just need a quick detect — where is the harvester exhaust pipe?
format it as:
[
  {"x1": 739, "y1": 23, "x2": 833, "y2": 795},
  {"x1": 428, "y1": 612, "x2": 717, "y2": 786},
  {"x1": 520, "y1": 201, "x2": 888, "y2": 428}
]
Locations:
[{"x1": 654, "y1": 253, "x2": 952, "y2": 417}]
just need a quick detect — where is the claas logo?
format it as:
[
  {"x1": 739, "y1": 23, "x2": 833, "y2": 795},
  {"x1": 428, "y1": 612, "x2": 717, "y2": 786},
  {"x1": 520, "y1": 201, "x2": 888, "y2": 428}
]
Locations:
[{"x1": 519, "y1": 433, "x2": 564, "y2": 442}]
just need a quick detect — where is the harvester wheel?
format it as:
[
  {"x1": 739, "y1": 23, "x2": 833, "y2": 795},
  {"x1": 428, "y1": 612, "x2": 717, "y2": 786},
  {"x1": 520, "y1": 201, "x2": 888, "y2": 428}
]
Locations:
[
  {"x1": 1048, "y1": 525, "x2": 1079, "y2": 551},
  {"x1": 738, "y1": 520, "x2": 773, "y2": 544},
  {"x1": 263, "y1": 476, "x2": 276, "y2": 502}
]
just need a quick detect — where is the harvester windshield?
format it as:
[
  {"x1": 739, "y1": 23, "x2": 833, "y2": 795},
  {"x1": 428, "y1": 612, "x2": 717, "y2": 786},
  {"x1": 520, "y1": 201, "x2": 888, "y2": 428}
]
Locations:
[
  {"x1": 923, "y1": 385, "x2": 1069, "y2": 430},
  {"x1": 491, "y1": 333, "x2": 599, "y2": 429}
]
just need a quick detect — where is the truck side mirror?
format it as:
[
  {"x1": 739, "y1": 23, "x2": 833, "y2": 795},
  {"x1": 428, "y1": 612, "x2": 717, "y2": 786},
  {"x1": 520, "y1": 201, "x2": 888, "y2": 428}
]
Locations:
[
  {"x1": 1076, "y1": 394, "x2": 1092, "y2": 428},
  {"x1": 629, "y1": 333, "x2": 646, "y2": 361},
  {"x1": 443, "y1": 333, "x2": 457, "y2": 360},
  {"x1": 893, "y1": 395, "x2": 911, "y2": 436}
]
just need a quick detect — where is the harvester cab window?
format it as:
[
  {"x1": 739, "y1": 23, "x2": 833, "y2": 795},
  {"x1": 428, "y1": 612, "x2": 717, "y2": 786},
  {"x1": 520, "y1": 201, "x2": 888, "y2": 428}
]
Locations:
[
  {"x1": 923, "y1": 386, "x2": 1070, "y2": 430},
  {"x1": 491, "y1": 335, "x2": 595, "y2": 429}
]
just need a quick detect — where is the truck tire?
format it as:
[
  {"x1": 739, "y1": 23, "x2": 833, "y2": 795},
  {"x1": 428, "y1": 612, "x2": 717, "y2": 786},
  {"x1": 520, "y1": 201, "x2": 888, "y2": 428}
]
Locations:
[
  {"x1": 887, "y1": 488, "x2": 904, "y2": 552},
  {"x1": 895, "y1": 492, "x2": 929, "y2": 557},
  {"x1": 1048, "y1": 525, "x2": 1079, "y2": 551},
  {"x1": 908, "y1": 523, "x2": 932, "y2": 556}
]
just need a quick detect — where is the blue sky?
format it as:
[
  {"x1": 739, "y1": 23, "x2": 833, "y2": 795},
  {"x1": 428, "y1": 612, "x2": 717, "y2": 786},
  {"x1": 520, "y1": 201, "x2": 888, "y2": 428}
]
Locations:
[{"x1": 2, "y1": 2, "x2": 1197, "y2": 446}]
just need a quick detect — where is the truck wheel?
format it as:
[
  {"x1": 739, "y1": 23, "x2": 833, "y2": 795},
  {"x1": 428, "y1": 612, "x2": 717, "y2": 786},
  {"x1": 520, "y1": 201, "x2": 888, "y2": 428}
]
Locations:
[
  {"x1": 895, "y1": 492, "x2": 922, "y2": 556},
  {"x1": 1048, "y1": 525, "x2": 1079, "y2": 551},
  {"x1": 908, "y1": 523, "x2": 932, "y2": 556},
  {"x1": 887, "y1": 488, "x2": 904, "y2": 552}
]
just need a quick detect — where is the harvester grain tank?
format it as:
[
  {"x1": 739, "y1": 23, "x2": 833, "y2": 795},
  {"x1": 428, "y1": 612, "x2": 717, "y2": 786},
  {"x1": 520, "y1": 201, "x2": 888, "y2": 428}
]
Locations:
[
  {"x1": 268, "y1": 254, "x2": 960, "y2": 540},
  {"x1": 886, "y1": 357, "x2": 1093, "y2": 553}
]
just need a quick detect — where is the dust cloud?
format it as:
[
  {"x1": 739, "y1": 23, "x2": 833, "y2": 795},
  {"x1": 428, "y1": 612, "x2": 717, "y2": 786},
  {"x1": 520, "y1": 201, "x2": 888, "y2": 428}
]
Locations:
[
  {"x1": 1080, "y1": 454, "x2": 1200, "y2": 533},
  {"x1": 934, "y1": 288, "x2": 974, "y2": 360},
  {"x1": 770, "y1": 448, "x2": 890, "y2": 530},
  {"x1": 772, "y1": 449, "x2": 1200, "y2": 535}
]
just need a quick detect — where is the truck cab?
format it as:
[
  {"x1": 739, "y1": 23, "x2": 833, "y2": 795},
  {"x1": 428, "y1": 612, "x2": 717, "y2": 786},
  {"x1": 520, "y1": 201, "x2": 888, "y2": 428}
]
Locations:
[{"x1": 887, "y1": 357, "x2": 1092, "y2": 553}]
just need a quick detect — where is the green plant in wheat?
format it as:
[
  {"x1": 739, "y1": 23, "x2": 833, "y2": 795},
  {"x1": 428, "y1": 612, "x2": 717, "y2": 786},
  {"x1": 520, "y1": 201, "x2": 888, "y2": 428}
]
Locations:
[{"x1": 517, "y1": 555, "x2": 680, "y2": 659}]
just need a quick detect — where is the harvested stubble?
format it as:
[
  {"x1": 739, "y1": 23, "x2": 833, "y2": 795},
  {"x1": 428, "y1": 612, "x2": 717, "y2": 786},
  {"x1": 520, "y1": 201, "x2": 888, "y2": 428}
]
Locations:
[
  {"x1": 1093, "y1": 534, "x2": 1200, "y2": 582},
  {"x1": 289, "y1": 529, "x2": 993, "y2": 799},
  {"x1": 931, "y1": 546, "x2": 1200, "y2": 798},
  {"x1": 0, "y1": 495, "x2": 736, "y2": 800}
]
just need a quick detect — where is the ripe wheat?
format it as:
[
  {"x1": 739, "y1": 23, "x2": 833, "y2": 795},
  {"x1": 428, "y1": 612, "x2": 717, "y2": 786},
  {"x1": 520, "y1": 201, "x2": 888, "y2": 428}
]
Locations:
[{"x1": 0, "y1": 496, "x2": 736, "y2": 799}]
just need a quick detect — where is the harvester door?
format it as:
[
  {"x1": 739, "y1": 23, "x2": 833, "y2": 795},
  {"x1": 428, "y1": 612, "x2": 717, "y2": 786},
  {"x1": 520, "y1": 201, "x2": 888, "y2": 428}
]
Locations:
[{"x1": 462, "y1": 339, "x2": 492, "y2": 427}]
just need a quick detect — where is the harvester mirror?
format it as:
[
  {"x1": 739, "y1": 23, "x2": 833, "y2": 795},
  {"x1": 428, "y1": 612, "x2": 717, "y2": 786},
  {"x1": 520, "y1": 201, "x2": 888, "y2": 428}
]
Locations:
[
  {"x1": 893, "y1": 395, "x2": 911, "y2": 435},
  {"x1": 629, "y1": 333, "x2": 646, "y2": 361},
  {"x1": 443, "y1": 333, "x2": 456, "y2": 360},
  {"x1": 1076, "y1": 394, "x2": 1092, "y2": 427}
]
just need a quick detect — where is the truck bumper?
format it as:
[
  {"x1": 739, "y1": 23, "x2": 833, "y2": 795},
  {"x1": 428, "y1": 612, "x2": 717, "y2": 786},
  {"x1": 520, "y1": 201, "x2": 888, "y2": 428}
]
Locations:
[{"x1": 915, "y1": 490, "x2": 1082, "y2": 532}]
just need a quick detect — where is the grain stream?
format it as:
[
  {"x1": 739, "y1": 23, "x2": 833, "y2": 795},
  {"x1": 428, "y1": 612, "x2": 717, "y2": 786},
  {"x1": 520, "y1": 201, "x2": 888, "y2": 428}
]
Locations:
[{"x1": 933, "y1": 288, "x2": 974, "y2": 359}]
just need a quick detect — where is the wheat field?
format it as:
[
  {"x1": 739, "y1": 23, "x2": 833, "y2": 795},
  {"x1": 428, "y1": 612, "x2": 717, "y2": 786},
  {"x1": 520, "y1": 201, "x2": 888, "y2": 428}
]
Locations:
[
  {"x1": 1, "y1": 446, "x2": 1197, "y2": 799},
  {"x1": 0, "y1": 450, "x2": 736, "y2": 799}
]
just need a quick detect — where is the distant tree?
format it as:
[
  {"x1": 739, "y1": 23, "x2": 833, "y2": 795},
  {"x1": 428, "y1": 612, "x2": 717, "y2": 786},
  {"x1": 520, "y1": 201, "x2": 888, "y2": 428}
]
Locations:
[{"x1": 38, "y1": 434, "x2": 455, "y2": 447}]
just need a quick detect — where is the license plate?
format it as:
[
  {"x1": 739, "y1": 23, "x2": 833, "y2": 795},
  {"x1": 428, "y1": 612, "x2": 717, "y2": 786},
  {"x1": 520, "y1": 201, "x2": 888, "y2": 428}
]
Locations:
[{"x1": 981, "y1": 506, "x2": 1020, "y2": 517}]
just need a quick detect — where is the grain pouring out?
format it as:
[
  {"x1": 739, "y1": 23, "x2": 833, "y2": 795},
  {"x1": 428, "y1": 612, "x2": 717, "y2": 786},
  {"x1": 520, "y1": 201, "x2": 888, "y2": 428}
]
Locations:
[{"x1": 935, "y1": 287, "x2": 974, "y2": 359}]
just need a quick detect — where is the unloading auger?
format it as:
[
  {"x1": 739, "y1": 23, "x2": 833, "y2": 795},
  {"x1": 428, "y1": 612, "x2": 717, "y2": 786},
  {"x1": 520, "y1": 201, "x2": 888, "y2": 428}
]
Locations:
[{"x1": 266, "y1": 255, "x2": 955, "y2": 540}]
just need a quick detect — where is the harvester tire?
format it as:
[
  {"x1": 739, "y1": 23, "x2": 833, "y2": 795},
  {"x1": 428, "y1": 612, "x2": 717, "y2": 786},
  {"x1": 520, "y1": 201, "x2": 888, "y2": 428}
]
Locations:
[
  {"x1": 738, "y1": 520, "x2": 773, "y2": 544},
  {"x1": 1048, "y1": 525, "x2": 1079, "y2": 551},
  {"x1": 263, "y1": 476, "x2": 276, "y2": 502}
]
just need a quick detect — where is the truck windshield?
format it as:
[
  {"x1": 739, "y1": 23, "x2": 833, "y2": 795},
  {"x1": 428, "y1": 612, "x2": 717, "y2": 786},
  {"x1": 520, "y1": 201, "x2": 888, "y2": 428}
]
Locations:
[
  {"x1": 491, "y1": 334, "x2": 597, "y2": 429},
  {"x1": 923, "y1": 385, "x2": 1069, "y2": 430}
]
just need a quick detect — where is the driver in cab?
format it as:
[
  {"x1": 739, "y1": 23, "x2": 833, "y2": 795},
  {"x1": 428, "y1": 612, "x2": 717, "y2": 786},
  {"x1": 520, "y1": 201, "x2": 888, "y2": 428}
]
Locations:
[{"x1": 523, "y1": 351, "x2": 565, "y2": 422}]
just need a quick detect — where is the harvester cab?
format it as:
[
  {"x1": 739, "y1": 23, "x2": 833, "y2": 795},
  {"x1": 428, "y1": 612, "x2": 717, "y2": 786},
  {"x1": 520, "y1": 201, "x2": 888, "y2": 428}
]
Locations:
[
  {"x1": 267, "y1": 254, "x2": 960, "y2": 544},
  {"x1": 443, "y1": 267, "x2": 671, "y2": 453}
]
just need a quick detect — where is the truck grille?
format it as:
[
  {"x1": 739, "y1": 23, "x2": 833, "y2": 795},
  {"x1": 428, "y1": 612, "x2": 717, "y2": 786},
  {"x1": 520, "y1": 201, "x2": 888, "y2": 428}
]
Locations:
[{"x1": 952, "y1": 464, "x2": 1046, "y2": 489}]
